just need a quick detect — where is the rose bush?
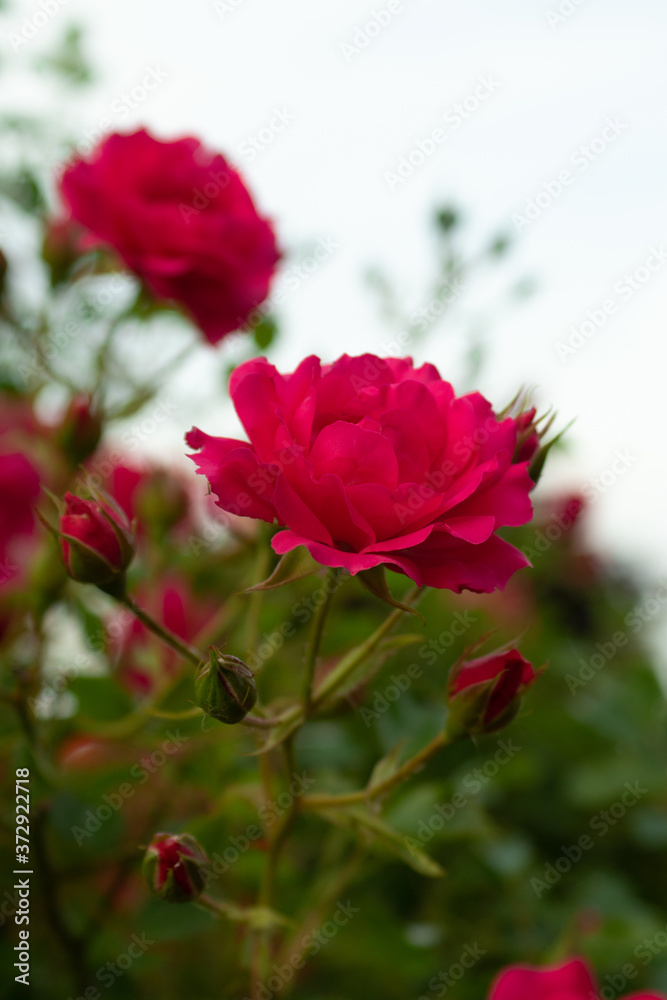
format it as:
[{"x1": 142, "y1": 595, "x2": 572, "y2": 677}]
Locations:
[
  {"x1": 187, "y1": 354, "x2": 535, "y2": 592},
  {"x1": 489, "y1": 957, "x2": 666, "y2": 999},
  {"x1": 59, "y1": 128, "x2": 280, "y2": 344}
]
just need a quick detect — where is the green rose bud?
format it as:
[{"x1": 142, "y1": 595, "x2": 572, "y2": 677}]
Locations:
[{"x1": 194, "y1": 647, "x2": 257, "y2": 725}]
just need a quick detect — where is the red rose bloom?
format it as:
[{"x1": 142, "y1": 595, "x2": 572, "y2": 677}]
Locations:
[
  {"x1": 59, "y1": 129, "x2": 279, "y2": 344},
  {"x1": 489, "y1": 957, "x2": 666, "y2": 1000},
  {"x1": 186, "y1": 354, "x2": 534, "y2": 593}
]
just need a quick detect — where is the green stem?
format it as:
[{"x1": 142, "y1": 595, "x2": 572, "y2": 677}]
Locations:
[
  {"x1": 311, "y1": 585, "x2": 421, "y2": 710},
  {"x1": 256, "y1": 737, "x2": 299, "y2": 987},
  {"x1": 245, "y1": 527, "x2": 272, "y2": 663},
  {"x1": 301, "y1": 729, "x2": 453, "y2": 810},
  {"x1": 120, "y1": 594, "x2": 203, "y2": 667},
  {"x1": 302, "y1": 568, "x2": 340, "y2": 711}
]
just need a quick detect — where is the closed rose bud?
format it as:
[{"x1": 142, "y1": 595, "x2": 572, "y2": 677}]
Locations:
[
  {"x1": 59, "y1": 490, "x2": 134, "y2": 586},
  {"x1": 514, "y1": 407, "x2": 540, "y2": 464},
  {"x1": 42, "y1": 217, "x2": 84, "y2": 286},
  {"x1": 142, "y1": 832, "x2": 208, "y2": 904},
  {"x1": 56, "y1": 394, "x2": 102, "y2": 465},
  {"x1": 195, "y1": 647, "x2": 257, "y2": 725},
  {"x1": 446, "y1": 647, "x2": 539, "y2": 736}
]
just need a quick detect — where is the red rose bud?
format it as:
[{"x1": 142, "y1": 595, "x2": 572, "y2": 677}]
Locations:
[
  {"x1": 514, "y1": 407, "x2": 540, "y2": 464},
  {"x1": 42, "y1": 217, "x2": 85, "y2": 286},
  {"x1": 194, "y1": 647, "x2": 257, "y2": 725},
  {"x1": 142, "y1": 832, "x2": 208, "y2": 903},
  {"x1": 56, "y1": 395, "x2": 103, "y2": 464},
  {"x1": 59, "y1": 489, "x2": 134, "y2": 586},
  {"x1": 446, "y1": 647, "x2": 539, "y2": 735}
]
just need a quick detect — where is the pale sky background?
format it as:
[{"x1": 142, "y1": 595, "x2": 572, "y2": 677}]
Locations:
[{"x1": 2, "y1": 0, "x2": 667, "y2": 656}]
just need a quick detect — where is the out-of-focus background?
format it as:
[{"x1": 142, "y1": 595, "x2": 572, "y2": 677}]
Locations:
[{"x1": 3, "y1": 0, "x2": 664, "y2": 578}]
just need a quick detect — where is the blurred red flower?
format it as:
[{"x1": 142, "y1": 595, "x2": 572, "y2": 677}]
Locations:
[{"x1": 59, "y1": 128, "x2": 280, "y2": 344}]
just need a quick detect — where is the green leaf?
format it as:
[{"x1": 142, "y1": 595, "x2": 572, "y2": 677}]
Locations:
[
  {"x1": 69, "y1": 676, "x2": 132, "y2": 722},
  {"x1": 528, "y1": 418, "x2": 574, "y2": 485},
  {"x1": 367, "y1": 743, "x2": 405, "y2": 794},
  {"x1": 252, "y1": 315, "x2": 278, "y2": 350},
  {"x1": 242, "y1": 547, "x2": 321, "y2": 593},
  {"x1": 357, "y1": 567, "x2": 425, "y2": 623},
  {"x1": 320, "y1": 806, "x2": 445, "y2": 879}
]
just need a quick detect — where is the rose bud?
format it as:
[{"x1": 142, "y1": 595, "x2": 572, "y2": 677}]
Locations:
[
  {"x1": 514, "y1": 407, "x2": 540, "y2": 464},
  {"x1": 195, "y1": 647, "x2": 257, "y2": 725},
  {"x1": 142, "y1": 832, "x2": 209, "y2": 904},
  {"x1": 446, "y1": 646, "x2": 539, "y2": 735},
  {"x1": 56, "y1": 394, "x2": 103, "y2": 465},
  {"x1": 42, "y1": 217, "x2": 85, "y2": 286},
  {"x1": 59, "y1": 489, "x2": 134, "y2": 587}
]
